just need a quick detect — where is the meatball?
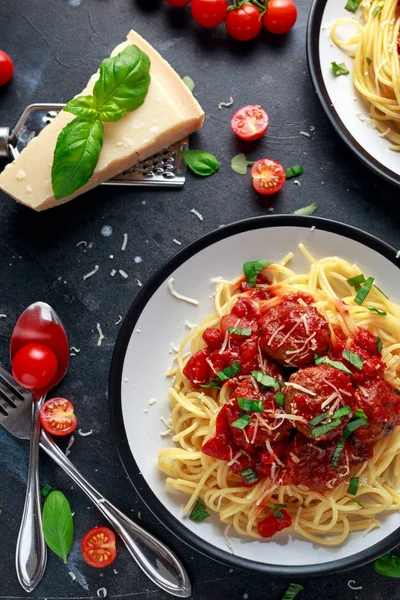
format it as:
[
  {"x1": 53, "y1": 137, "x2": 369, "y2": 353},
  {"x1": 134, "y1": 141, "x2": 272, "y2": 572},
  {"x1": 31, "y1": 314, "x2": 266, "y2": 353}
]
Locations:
[
  {"x1": 282, "y1": 433, "x2": 351, "y2": 492},
  {"x1": 284, "y1": 365, "x2": 354, "y2": 441},
  {"x1": 258, "y1": 302, "x2": 331, "y2": 367},
  {"x1": 351, "y1": 377, "x2": 400, "y2": 443},
  {"x1": 331, "y1": 326, "x2": 385, "y2": 384}
]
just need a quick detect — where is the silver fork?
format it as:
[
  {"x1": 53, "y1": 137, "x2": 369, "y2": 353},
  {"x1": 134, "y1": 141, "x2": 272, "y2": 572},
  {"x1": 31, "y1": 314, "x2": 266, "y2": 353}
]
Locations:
[{"x1": 0, "y1": 368, "x2": 191, "y2": 598}]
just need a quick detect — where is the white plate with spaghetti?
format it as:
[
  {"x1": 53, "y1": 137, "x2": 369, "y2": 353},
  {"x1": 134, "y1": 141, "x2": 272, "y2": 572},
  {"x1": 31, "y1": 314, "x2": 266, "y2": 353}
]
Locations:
[
  {"x1": 109, "y1": 215, "x2": 400, "y2": 576},
  {"x1": 307, "y1": 0, "x2": 400, "y2": 187}
]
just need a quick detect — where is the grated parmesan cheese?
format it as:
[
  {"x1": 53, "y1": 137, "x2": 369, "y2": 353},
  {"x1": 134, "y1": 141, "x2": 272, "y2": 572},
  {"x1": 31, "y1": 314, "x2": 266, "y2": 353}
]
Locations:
[
  {"x1": 190, "y1": 208, "x2": 203, "y2": 221},
  {"x1": 173, "y1": 238, "x2": 182, "y2": 246},
  {"x1": 111, "y1": 269, "x2": 117, "y2": 276},
  {"x1": 121, "y1": 233, "x2": 128, "y2": 251},
  {"x1": 0, "y1": 314, "x2": 7, "y2": 318},
  {"x1": 185, "y1": 320, "x2": 197, "y2": 329},
  {"x1": 285, "y1": 382, "x2": 317, "y2": 396},
  {"x1": 167, "y1": 278, "x2": 199, "y2": 306},
  {"x1": 65, "y1": 435, "x2": 75, "y2": 457},
  {"x1": 396, "y1": 250, "x2": 400, "y2": 259},
  {"x1": 224, "y1": 524, "x2": 235, "y2": 554},
  {"x1": 218, "y1": 97, "x2": 234, "y2": 110},
  {"x1": 96, "y1": 323, "x2": 104, "y2": 347},
  {"x1": 114, "y1": 315, "x2": 122, "y2": 325},
  {"x1": 78, "y1": 429, "x2": 93, "y2": 437},
  {"x1": 119, "y1": 269, "x2": 128, "y2": 278},
  {"x1": 68, "y1": 571, "x2": 76, "y2": 581},
  {"x1": 83, "y1": 265, "x2": 99, "y2": 280},
  {"x1": 76, "y1": 240, "x2": 88, "y2": 247},
  {"x1": 97, "y1": 588, "x2": 107, "y2": 598},
  {"x1": 347, "y1": 580, "x2": 362, "y2": 591},
  {"x1": 300, "y1": 131, "x2": 310, "y2": 137},
  {"x1": 149, "y1": 398, "x2": 157, "y2": 405}
]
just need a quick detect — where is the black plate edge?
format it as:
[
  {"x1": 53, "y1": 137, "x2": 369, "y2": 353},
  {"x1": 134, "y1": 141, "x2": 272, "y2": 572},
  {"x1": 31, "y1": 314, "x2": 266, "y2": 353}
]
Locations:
[
  {"x1": 109, "y1": 215, "x2": 400, "y2": 578},
  {"x1": 306, "y1": 0, "x2": 400, "y2": 188}
]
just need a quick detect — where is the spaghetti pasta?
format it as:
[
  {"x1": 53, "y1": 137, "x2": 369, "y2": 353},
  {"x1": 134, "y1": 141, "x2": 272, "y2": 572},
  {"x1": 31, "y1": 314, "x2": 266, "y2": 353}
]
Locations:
[
  {"x1": 331, "y1": 0, "x2": 400, "y2": 150},
  {"x1": 158, "y1": 245, "x2": 400, "y2": 545}
]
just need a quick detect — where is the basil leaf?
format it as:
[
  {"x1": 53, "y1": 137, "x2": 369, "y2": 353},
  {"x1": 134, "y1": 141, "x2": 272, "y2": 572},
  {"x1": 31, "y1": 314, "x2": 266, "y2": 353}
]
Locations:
[
  {"x1": 237, "y1": 397, "x2": 264, "y2": 412},
  {"x1": 310, "y1": 418, "x2": 341, "y2": 439},
  {"x1": 333, "y1": 405, "x2": 351, "y2": 418},
  {"x1": 376, "y1": 337, "x2": 383, "y2": 353},
  {"x1": 285, "y1": 165, "x2": 304, "y2": 179},
  {"x1": 199, "y1": 379, "x2": 222, "y2": 390},
  {"x1": 372, "y1": 5, "x2": 382, "y2": 17},
  {"x1": 309, "y1": 413, "x2": 329, "y2": 427},
  {"x1": 366, "y1": 57, "x2": 372, "y2": 65},
  {"x1": 345, "y1": 0, "x2": 362, "y2": 12},
  {"x1": 331, "y1": 437, "x2": 345, "y2": 467},
  {"x1": 293, "y1": 202, "x2": 317, "y2": 215},
  {"x1": 52, "y1": 117, "x2": 103, "y2": 200},
  {"x1": 347, "y1": 274, "x2": 365, "y2": 287},
  {"x1": 331, "y1": 61, "x2": 350, "y2": 76},
  {"x1": 347, "y1": 476, "x2": 359, "y2": 495},
  {"x1": 342, "y1": 349, "x2": 363, "y2": 370},
  {"x1": 355, "y1": 408, "x2": 368, "y2": 420},
  {"x1": 252, "y1": 370, "x2": 283, "y2": 391},
  {"x1": 41, "y1": 484, "x2": 52, "y2": 499},
  {"x1": 273, "y1": 504, "x2": 287, "y2": 519},
  {"x1": 243, "y1": 260, "x2": 273, "y2": 286},
  {"x1": 228, "y1": 327, "x2": 252, "y2": 336},
  {"x1": 97, "y1": 101, "x2": 126, "y2": 123},
  {"x1": 181, "y1": 150, "x2": 220, "y2": 176},
  {"x1": 275, "y1": 391, "x2": 285, "y2": 408},
  {"x1": 189, "y1": 498, "x2": 210, "y2": 523},
  {"x1": 182, "y1": 75, "x2": 195, "y2": 92},
  {"x1": 93, "y1": 45, "x2": 151, "y2": 118},
  {"x1": 348, "y1": 496, "x2": 364, "y2": 507},
  {"x1": 231, "y1": 414, "x2": 251, "y2": 429},
  {"x1": 42, "y1": 491, "x2": 74, "y2": 563},
  {"x1": 374, "y1": 553, "x2": 400, "y2": 578},
  {"x1": 240, "y1": 468, "x2": 258, "y2": 484},
  {"x1": 367, "y1": 306, "x2": 387, "y2": 315},
  {"x1": 231, "y1": 153, "x2": 255, "y2": 175},
  {"x1": 354, "y1": 276, "x2": 374, "y2": 305},
  {"x1": 216, "y1": 361, "x2": 241, "y2": 381},
  {"x1": 64, "y1": 95, "x2": 99, "y2": 120},
  {"x1": 281, "y1": 583, "x2": 304, "y2": 600},
  {"x1": 314, "y1": 354, "x2": 352, "y2": 375},
  {"x1": 343, "y1": 417, "x2": 368, "y2": 438}
]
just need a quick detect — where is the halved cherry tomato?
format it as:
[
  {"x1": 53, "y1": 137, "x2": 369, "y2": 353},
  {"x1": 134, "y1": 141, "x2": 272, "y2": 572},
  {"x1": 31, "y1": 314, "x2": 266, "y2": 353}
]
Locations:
[
  {"x1": 165, "y1": 0, "x2": 191, "y2": 5},
  {"x1": 81, "y1": 527, "x2": 117, "y2": 568},
  {"x1": 231, "y1": 105, "x2": 269, "y2": 141},
  {"x1": 39, "y1": 398, "x2": 77, "y2": 436},
  {"x1": 251, "y1": 158, "x2": 286, "y2": 195},
  {"x1": 225, "y1": 4, "x2": 263, "y2": 42},
  {"x1": 12, "y1": 343, "x2": 58, "y2": 391},
  {"x1": 191, "y1": 0, "x2": 227, "y2": 28},
  {"x1": 0, "y1": 50, "x2": 13, "y2": 86},
  {"x1": 263, "y1": 0, "x2": 297, "y2": 35}
]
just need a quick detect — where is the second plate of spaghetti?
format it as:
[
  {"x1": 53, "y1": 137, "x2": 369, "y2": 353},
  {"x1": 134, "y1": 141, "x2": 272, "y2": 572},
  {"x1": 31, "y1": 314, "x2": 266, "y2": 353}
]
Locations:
[
  {"x1": 109, "y1": 216, "x2": 400, "y2": 576},
  {"x1": 307, "y1": 0, "x2": 400, "y2": 186}
]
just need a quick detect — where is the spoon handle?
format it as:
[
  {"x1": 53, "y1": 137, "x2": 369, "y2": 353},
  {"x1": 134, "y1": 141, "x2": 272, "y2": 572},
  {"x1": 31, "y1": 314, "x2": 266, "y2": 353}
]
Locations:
[
  {"x1": 15, "y1": 398, "x2": 47, "y2": 592},
  {"x1": 39, "y1": 430, "x2": 191, "y2": 598}
]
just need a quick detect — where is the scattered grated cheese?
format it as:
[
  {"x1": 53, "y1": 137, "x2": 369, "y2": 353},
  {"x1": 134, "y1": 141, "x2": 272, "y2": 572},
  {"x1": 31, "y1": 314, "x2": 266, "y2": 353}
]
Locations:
[
  {"x1": 173, "y1": 238, "x2": 182, "y2": 246},
  {"x1": 289, "y1": 452, "x2": 300, "y2": 464},
  {"x1": 347, "y1": 580, "x2": 362, "y2": 591},
  {"x1": 224, "y1": 524, "x2": 235, "y2": 554},
  {"x1": 69, "y1": 347, "x2": 80, "y2": 354},
  {"x1": 378, "y1": 127, "x2": 391, "y2": 137},
  {"x1": 266, "y1": 440, "x2": 285, "y2": 467},
  {"x1": 293, "y1": 180, "x2": 301, "y2": 186},
  {"x1": 113, "y1": 569, "x2": 118, "y2": 575},
  {"x1": 97, "y1": 588, "x2": 107, "y2": 598},
  {"x1": 190, "y1": 208, "x2": 203, "y2": 221},
  {"x1": 121, "y1": 233, "x2": 128, "y2": 251},
  {"x1": 65, "y1": 435, "x2": 75, "y2": 457},
  {"x1": 76, "y1": 241, "x2": 88, "y2": 247},
  {"x1": 119, "y1": 269, "x2": 128, "y2": 278},
  {"x1": 134, "y1": 256, "x2": 142, "y2": 264},
  {"x1": 167, "y1": 278, "x2": 199, "y2": 305},
  {"x1": 309, "y1": 125, "x2": 315, "y2": 132},
  {"x1": 149, "y1": 398, "x2": 157, "y2": 405},
  {"x1": 311, "y1": 225, "x2": 316, "y2": 231},
  {"x1": 16, "y1": 170, "x2": 26, "y2": 180},
  {"x1": 0, "y1": 314, "x2": 7, "y2": 318},
  {"x1": 68, "y1": 572, "x2": 76, "y2": 581},
  {"x1": 268, "y1": 207, "x2": 274, "y2": 212},
  {"x1": 83, "y1": 265, "x2": 99, "y2": 280},
  {"x1": 115, "y1": 315, "x2": 122, "y2": 325},
  {"x1": 396, "y1": 250, "x2": 400, "y2": 259},
  {"x1": 218, "y1": 97, "x2": 234, "y2": 110},
  {"x1": 78, "y1": 429, "x2": 93, "y2": 437},
  {"x1": 160, "y1": 416, "x2": 173, "y2": 437},
  {"x1": 185, "y1": 320, "x2": 197, "y2": 329},
  {"x1": 285, "y1": 382, "x2": 317, "y2": 396},
  {"x1": 111, "y1": 269, "x2": 117, "y2": 277},
  {"x1": 300, "y1": 131, "x2": 310, "y2": 137},
  {"x1": 96, "y1": 323, "x2": 104, "y2": 347}
]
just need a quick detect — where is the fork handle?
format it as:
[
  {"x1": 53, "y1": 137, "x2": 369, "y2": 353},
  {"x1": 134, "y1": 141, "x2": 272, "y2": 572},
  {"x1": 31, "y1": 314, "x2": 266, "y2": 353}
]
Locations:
[
  {"x1": 15, "y1": 399, "x2": 47, "y2": 592},
  {"x1": 39, "y1": 430, "x2": 191, "y2": 598}
]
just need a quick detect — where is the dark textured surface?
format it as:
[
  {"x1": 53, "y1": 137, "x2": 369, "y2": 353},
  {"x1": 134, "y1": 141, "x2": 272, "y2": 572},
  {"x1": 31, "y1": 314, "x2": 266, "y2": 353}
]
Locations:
[{"x1": 1, "y1": 0, "x2": 400, "y2": 598}]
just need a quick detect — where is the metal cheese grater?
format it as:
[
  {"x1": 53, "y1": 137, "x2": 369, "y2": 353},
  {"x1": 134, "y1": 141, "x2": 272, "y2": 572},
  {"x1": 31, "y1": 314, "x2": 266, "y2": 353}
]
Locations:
[{"x1": 0, "y1": 103, "x2": 188, "y2": 187}]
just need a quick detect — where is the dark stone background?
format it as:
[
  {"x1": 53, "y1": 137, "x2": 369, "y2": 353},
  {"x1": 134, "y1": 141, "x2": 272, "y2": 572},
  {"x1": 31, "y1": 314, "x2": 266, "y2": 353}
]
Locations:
[{"x1": 1, "y1": 0, "x2": 400, "y2": 598}]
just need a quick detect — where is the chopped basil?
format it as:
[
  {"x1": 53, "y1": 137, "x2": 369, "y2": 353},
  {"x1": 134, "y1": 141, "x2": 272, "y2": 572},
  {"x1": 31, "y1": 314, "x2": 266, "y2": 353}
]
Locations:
[
  {"x1": 342, "y1": 349, "x2": 364, "y2": 370},
  {"x1": 293, "y1": 202, "x2": 317, "y2": 216},
  {"x1": 182, "y1": 75, "x2": 195, "y2": 92},
  {"x1": 0, "y1": 508, "x2": 2, "y2": 515},
  {"x1": 310, "y1": 418, "x2": 341, "y2": 439},
  {"x1": 354, "y1": 276, "x2": 374, "y2": 305},
  {"x1": 281, "y1": 583, "x2": 304, "y2": 600},
  {"x1": 374, "y1": 284, "x2": 388, "y2": 299},
  {"x1": 343, "y1": 417, "x2": 368, "y2": 438},
  {"x1": 237, "y1": 397, "x2": 264, "y2": 413},
  {"x1": 231, "y1": 414, "x2": 251, "y2": 429},
  {"x1": 372, "y1": 5, "x2": 382, "y2": 17},
  {"x1": 331, "y1": 437, "x2": 345, "y2": 467},
  {"x1": 332, "y1": 414, "x2": 369, "y2": 467},
  {"x1": 252, "y1": 371, "x2": 284, "y2": 391},
  {"x1": 273, "y1": 504, "x2": 287, "y2": 519},
  {"x1": 334, "y1": 405, "x2": 352, "y2": 419},
  {"x1": 367, "y1": 307, "x2": 387, "y2": 316},
  {"x1": 374, "y1": 553, "x2": 400, "y2": 578},
  {"x1": 347, "y1": 476, "x2": 359, "y2": 495},
  {"x1": 366, "y1": 57, "x2": 372, "y2": 65},
  {"x1": 348, "y1": 497, "x2": 364, "y2": 508},
  {"x1": 314, "y1": 354, "x2": 352, "y2": 375},
  {"x1": 231, "y1": 153, "x2": 255, "y2": 175},
  {"x1": 285, "y1": 165, "x2": 304, "y2": 179},
  {"x1": 331, "y1": 61, "x2": 350, "y2": 77},
  {"x1": 243, "y1": 260, "x2": 273, "y2": 287},
  {"x1": 240, "y1": 468, "x2": 259, "y2": 484},
  {"x1": 347, "y1": 273, "x2": 366, "y2": 288},
  {"x1": 309, "y1": 413, "x2": 329, "y2": 427},
  {"x1": 41, "y1": 484, "x2": 52, "y2": 499},
  {"x1": 216, "y1": 361, "x2": 241, "y2": 381},
  {"x1": 200, "y1": 379, "x2": 222, "y2": 390},
  {"x1": 189, "y1": 498, "x2": 210, "y2": 523},
  {"x1": 345, "y1": 0, "x2": 362, "y2": 12},
  {"x1": 228, "y1": 327, "x2": 252, "y2": 336},
  {"x1": 355, "y1": 408, "x2": 368, "y2": 420},
  {"x1": 310, "y1": 406, "x2": 350, "y2": 429},
  {"x1": 376, "y1": 337, "x2": 383, "y2": 353},
  {"x1": 275, "y1": 391, "x2": 285, "y2": 408}
]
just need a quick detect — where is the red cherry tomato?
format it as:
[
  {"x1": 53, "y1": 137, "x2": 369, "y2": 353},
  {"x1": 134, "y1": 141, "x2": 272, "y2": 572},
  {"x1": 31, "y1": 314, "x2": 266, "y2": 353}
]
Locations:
[
  {"x1": 81, "y1": 527, "x2": 117, "y2": 568},
  {"x1": 263, "y1": 0, "x2": 297, "y2": 34},
  {"x1": 12, "y1": 343, "x2": 58, "y2": 391},
  {"x1": 225, "y1": 4, "x2": 263, "y2": 42},
  {"x1": 0, "y1": 50, "x2": 13, "y2": 86},
  {"x1": 165, "y1": 0, "x2": 191, "y2": 5},
  {"x1": 39, "y1": 398, "x2": 77, "y2": 436},
  {"x1": 251, "y1": 159, "x2": 286, "y2": 195},
  {"x1": 191, "y1": 0, "x2": 228, "y2": 28},
  {"x1": 231, "y1": 105, "x2": 269, "y2": 141}
]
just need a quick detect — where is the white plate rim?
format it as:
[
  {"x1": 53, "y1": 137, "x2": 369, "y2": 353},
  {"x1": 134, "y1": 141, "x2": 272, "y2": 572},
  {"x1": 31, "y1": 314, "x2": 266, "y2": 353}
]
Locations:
[
  {"x1": 109, "y1": 215, "x2": 400, "y2": 577},
  {"x1": 306, "y1": 0, "x2": 400, "y2": 188}
]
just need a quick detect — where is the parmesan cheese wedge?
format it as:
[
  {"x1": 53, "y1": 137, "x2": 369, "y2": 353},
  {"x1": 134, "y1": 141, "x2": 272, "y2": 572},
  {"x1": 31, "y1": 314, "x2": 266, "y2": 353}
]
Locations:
[{"x1": 0, "y1": 30, "x2": 205, "y2": 211}]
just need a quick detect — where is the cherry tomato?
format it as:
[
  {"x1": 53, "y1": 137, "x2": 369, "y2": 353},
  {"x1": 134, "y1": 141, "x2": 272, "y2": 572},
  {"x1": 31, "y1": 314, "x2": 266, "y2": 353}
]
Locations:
[
  {"x1": 231, "y1": 105, "x2": 269, "y2": 141},
  {"x1": 251, "y1": 159, "x2": 286, "y2": 195},
  {"x1": 191, "y1": 0, "x2": 228, "y2": 28},
  {"x1": 225, "y1": 4, "x2": 263, "y2": 42},
  {"x1": 12, "y1": 343, "x2": 58, "y2": 391},
  {"x1": 165, "y1": 0, "x2": 191, "y2": 5},
  {"x1": 263, "y1": 0, "x2": 297, "y2": 34},
  {"x1": 81, "y1": 527, "x2": 117, "y2": 568},
  {"x1": 0, "y1": 51, "x2": 13, "y2": 86},
  {"x1": 39, "y1": 398, "x2": 77, "y2": 436}
]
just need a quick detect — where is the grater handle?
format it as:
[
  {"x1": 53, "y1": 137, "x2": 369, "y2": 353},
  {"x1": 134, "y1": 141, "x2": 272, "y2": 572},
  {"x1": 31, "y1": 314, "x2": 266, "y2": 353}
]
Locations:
[{"x1": 0, "y1": 127, "x2": 12, "y2": 159}]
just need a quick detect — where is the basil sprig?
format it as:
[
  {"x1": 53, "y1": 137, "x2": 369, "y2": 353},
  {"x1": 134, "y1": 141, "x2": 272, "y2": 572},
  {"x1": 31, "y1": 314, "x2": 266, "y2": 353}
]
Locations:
[
  {"x1": 243, "y1": 260, "x2": 273, "y2": 286},
  {"x1": 374, "y1": 553, "x2": 400, "y2": 578},
  {"x1": 342, "y1": 349, "x2": 363, "y2": 370},
  {"x1": 42, "y1": 490, "x2": 74, "y2": 563},
  {"x1": 331, "y1": 61, "x2": 350, "y2": 77},
  {"x1": 231, "y1": 153, "x2": 255, "y2": 175},
  {"x1": 181, "y1": 150, "x2": 219, "y2": 176},
  {"x1": 52, "y1": 45, "x2": 151, "y2": 200},
  {"x1": 189, "y1": 498, "x2": 210, "y2": 523}
]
